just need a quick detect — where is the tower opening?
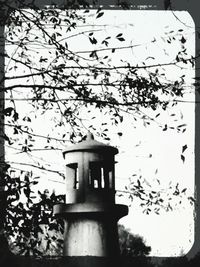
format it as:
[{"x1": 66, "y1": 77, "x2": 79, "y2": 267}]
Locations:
[
  {"x1": 89, "y1": 162, "x2": 113, "y2": 189},
  {"x1": 66, "y1": 163, "x2": 79, "y2": 189}
]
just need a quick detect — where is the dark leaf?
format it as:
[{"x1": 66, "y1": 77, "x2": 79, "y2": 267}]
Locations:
[
  {"x1": 180, "y1": 36, "x2": 186, "y2": 44},
  {"x1": 96, "y1": 7, "x2": 102, "y2": 13},
  {"x1": 14, "y1": 128, "x2": 18, "y2": 134},
  {"x1": 13, "y1": 111, "x2": 19, "y2": 121},
  {"x1": 163, "y1": 124, "x2": 168, "y2": 131},
  {"x1": 2, "y1": 134, "x2": 13, "y2": 145},
  {"x1": 96, "y1": 12, "x2": 104, "y2": 19},
  {"x1": 188, "y1": 196, "x2": 195, "y2": 203},
  {"x1": 181, "y1": 154, "x2": 185, "y2": 163},
  {"x1": 117, "y1": 37, "x2": 125, "y2": 42},
  {"x1": 23, "y1": 116, "x2": 31, "y2": 122},
  {"x1": 177, "y1": 124, "x2": 187, "y2": 128},
  {"x1": 116, "y1": 33, "x2": 123, "y2": 38},
  {"x1": 182, "y1": 144, "x2": 188, "y2": 153},
  {"x1": 3, "y1": 107, "x2": 14, "y2": 116},
  {"x1": 89, "y1": 37, "x2": 97, "y2": 44}
]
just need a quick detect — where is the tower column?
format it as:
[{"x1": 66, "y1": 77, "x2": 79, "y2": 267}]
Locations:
[{"x1": 54, "y1": 133, "x2": 128, "y2": 258}]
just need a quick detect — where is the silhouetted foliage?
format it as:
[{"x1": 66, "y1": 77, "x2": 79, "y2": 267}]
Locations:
[
  {"x1": 6, "y1": 186, "x2": 65, "y2": 256},
  {"x1": 5, "y1": 188, "x2": 151, "y2": 258},
  {"x1": 118, "y1": 224, "x2": 151, "y2": 257}
]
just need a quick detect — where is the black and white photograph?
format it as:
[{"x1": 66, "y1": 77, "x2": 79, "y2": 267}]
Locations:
[{"x1": 0, "y1": 1, "x2": 200, "y2": 266}]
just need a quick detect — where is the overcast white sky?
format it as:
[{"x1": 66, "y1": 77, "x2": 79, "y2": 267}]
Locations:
[
  {"x1": 5, "y1": 10, "x2": 195, "y2": 257},
  {"x1": 111, "y1": 10, "x2": 195, "y2": 257}
]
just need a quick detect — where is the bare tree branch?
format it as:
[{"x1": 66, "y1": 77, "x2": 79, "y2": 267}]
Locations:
[{"x1": 6, "y1": 161, "x2": 65, "y2": 178}]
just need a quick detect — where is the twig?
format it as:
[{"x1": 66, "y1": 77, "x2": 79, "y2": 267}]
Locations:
[{"x1": 7, "y1": 161, "x2": 65, "y2": 178}]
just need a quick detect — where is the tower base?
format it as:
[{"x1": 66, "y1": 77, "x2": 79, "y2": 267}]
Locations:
[{"x1": 54, "y1": 203, "x2": 128, "y2": 257}]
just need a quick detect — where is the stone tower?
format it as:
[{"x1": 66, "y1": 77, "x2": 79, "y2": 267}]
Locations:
[{"x1": 54, "y1": 133, "x2": 128, "y2": 258}]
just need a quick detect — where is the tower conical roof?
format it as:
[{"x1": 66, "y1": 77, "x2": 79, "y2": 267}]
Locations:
[{"x1": 63, "y1": 132, "x2": 118, "y2": 156}]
